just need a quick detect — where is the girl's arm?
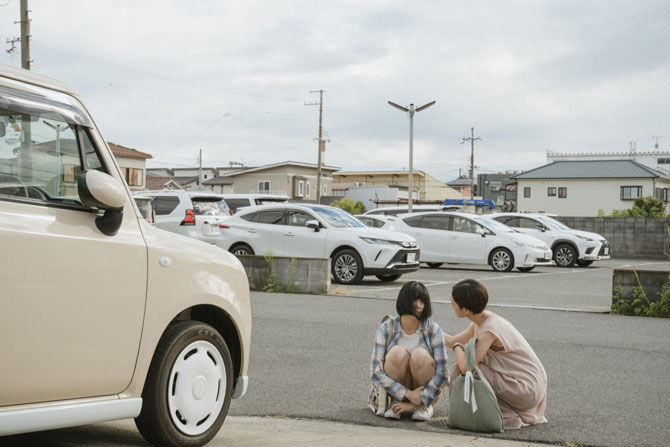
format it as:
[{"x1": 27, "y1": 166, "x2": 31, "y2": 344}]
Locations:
[
  {"x1": 370, "y1": 322, "x2": 409, "y2": 402},
  {"x1": 443, "y1": 322, "x2": 475, "y2": 348},
  {"x1": 453, "y1": 330, "x2": 497, "y2": 374}
]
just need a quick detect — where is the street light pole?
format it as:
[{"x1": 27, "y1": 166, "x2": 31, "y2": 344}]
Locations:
[{"x1": 388, "y1": 100, "x2": 435, "y2": 213}]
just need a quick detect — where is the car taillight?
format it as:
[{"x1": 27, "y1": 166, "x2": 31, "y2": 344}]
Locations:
[
  {"x1": 218, "y1": 224, "x2": 229, "y2": 229},
  {"x1": 180, "y1": 209, "x2": 196, "y2": 226}
]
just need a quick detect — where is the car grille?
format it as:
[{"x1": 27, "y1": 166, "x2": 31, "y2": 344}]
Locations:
[
  {"x1": 388, "y1": 249, "x2": 420, "y2": 265},
  {"x1": 598, "y1": 241, "x2": 610, "y2": 256}
]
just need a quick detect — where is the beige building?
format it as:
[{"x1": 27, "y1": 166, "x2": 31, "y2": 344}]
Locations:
[
  {"x1": 215, "y1": 161, "x2": 340, "y2": 201},
  {"x1": 108, "y1": 143, "x2": 153, "y2": 191},
  {"x1": 333, "y1": 170, "x2": 461, "y2": 203}
]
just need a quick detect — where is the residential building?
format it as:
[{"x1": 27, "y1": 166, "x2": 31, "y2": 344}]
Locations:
[
  {"x1": 343, "y1": 184, "x2": 419, "y2": 211},
  {"x1": 333, "y1": 170, "x2": 461, "y2": 203},
  {"x1": 513, "y1": 160, "x2": 670, "y2": 216},
  {"x1": 145, "y1": 175, "x2": 182, "y2": 191},
  {"x1": 446, "y1": 176, "x2": 475, "y2": 198},
  {"x1": 202, "y1": 175, "x2": 234, "y2": 194},
  {"x1": 547, "y1": 149, "x2": 670, "y2": 174},
  {"x1": 108, "y1": 143, "x2": 153, "y2": 191},
  {"x1": 476, "y1": 172, "x2": 521, "y2": 209}
]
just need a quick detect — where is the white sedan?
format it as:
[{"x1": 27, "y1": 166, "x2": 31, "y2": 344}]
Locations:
[
  {"x1": 217, "y1": 204, "x2": 420, "y2": 284},
  {"x1": 390, "y1": 211, "x2": 552, "y2": 272}
]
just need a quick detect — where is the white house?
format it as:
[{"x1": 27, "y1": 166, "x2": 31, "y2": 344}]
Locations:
[
  {"x1": 513, "y1": 160, "x2": 670, "y2": 216},
  {"x1": 547, "y1": 149, "x2": 670, "y2": 174}
]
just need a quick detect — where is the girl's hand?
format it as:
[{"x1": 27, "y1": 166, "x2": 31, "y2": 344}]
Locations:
[
  {"x1": 392, "y1": 401, "x2": 416, "y2": 415},
  {"x1": 404, "y1": 385, "x2": 424, "y2": 406}
]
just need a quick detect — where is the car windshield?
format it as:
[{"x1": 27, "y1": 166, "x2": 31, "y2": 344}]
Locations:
[
  {"x1": 192, "y1": 198, "x2": 230, "y2": 216},
  {"x1": 473, "y1": 216, "x2": 515, "y2": 233},
  {"x1": 535, "y1": 215, "x2": 570, "y2": 230},
  {"x1": 310, "y1": 206, "x2": 366, "y2": 228}
]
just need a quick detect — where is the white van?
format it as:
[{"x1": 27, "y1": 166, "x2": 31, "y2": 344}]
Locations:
[
  {"x1": 0, "y1": 64, "x2": 252, "y2": 447},
  {"x1": 221, "y1": 193, "x2": 289, "y2": 213}
]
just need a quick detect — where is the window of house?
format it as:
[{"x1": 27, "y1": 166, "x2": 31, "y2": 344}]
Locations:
[
  {"x1": 489, "y1": 182, "x2": 501, "y2": 191},
  {"x1": 323, "y1": 184, "x2": 327, "y2": 195},
  {"x1": 558, "y1": 187, "x2": 567, "y2": 198},
  {"x1": 306, "y1": 182, "x2": 310, "y2": 197},
  {"x1": 621, "y1": 186, "x2": 642, "y2": 200},
  {"x1": 524, "y1": 187, "x2": 531, "y2": 198},
  {"x1": 664, "y1": 188, "x2": 669, "y2": 202},
  {"x1": 547, "y1": 187, "x2": 556, "y2": 197},
  {"x1": 298, "y1": 181, "x2": 304, "y2": 197},
  {"x1": 258, "y1": 181, "x2": 270, "y2": 193},
  {"x1": 658, "y1": 158, "x2": 670, "y2": 164},
  {"x1": 122, "y1": 167, "x2": 143, "y2": 186}
]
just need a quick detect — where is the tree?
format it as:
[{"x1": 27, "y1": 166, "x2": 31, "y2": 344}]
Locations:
[
  {"x1": 330, "y1": 197, "x2": 366, "y2": 214},
  {"x1": 604, "y1": 196, "x2": 667, "y2": 217}
]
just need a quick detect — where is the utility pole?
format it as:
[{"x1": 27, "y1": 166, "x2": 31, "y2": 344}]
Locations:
[
  {"x1": 461, "y1": 127, "x2": 481, "y2": 200},
  {"x1": 198, "y1": 148, "x2": 203, "y2": 191},
  {"x1": 20, "y1": 0, "x2": 31, "y2": 70},
  {"x1": 305, "y1": 90, "x2": 324, "y2": 203},
  {"x1": 388, "y1": 100, "x2": 436, "y2": 213}
]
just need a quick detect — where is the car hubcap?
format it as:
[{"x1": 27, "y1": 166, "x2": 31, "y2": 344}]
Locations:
[
  {"x1": 233, "y1": 247, "x2": 249, "y2": 256},
  {"x1": 492, "y1": 251, "x2": 510, "y2": 270},
  {"x1": 556, "y1": 247, "x2": 573, "y2": 266},
  {"x1": 168, "y1": 340, "x2": 227, "y2": 436},
  {"x1": 335, "y1": 254, "x2": 357, "y2": 282}
]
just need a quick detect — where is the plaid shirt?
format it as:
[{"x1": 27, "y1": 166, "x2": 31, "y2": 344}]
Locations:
[{"x1": 370, "y1": 315, "x2": 448, "y2": 407}]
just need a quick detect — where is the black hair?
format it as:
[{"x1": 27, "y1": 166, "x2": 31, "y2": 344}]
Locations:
[
  {"x1": 396, "y1": 281, "x2": 432, "y2": 320},
  {"x1": 452, "y1": 279, "x2": 488, "y2": 314}
]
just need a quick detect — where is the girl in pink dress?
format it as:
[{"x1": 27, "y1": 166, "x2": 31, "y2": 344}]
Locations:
[{"x1": 444, "y1": 279, "x2": 548, "y2": 429}]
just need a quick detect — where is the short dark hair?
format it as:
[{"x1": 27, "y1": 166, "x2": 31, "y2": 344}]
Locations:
[
  {"x1": 396, "y1": 281, "x2": 432, "y2": 320},
  {"x1": 452, "y1": 279, "x2": 488, "y2": 314}
]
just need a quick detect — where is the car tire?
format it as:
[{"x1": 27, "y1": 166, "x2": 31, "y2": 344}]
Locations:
[
  {"x1": 490, "y1": 248, "x2": 514, "y2": 272},
  {"x1": 554, "y1": 244, "x2": 577, "y2": 267},
  {"x1": 331, "y1": 249, "x2": 364, "y2": 285},
  {"x1": 135, "y1": 321, "x2": 233, "y2": 447},
  {"x1": 517, "y1": 266, "x2": 535, "y2": 272},
  {"x1": 426, "y1": 262, "x2": 444, "y2": 269},
  {"x1": 230, "y1": 243, "x2": 254, "y2": 256},
  {"x1": 375, "y1": 274, "x2": 402, "y2": 282},
  {"x1": 576, "y1": 260, "x2": 594, "y2": 267}
]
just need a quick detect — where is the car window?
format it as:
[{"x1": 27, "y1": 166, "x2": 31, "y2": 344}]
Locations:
[
  {"x1": 452, "y1": 216, "x2": 479, "y2": 233},
  {"x1": 256, "y1": 209, "x2": 285, "y2": 224},
  {"x1": 286, "y1": 210, "x2": 313, "y2": 226},
  {"x1": 417, "y1": 215, "x2": 451, "y2": 230},
  {"x1": 369, "y1": 218, "x2": 386, "y2": 228},
  {"x1": 403, "y1": 215, "x2": 424, "y2": 227},
  {"x1": 499, "y1": 216, "x2": 520, "y2": 227},
  {"x1": 0, "y1": 108, "x2": 105, "y2": 207},
  {"x1": 309, "y1": 206, "x2": 366, "y2": 228},
  {"x1": 225, "y1": 198, "x2": 251, "y2": 213},
  {"x1": 518, "y1": 217, "x2": 540, "y2": 229},
  {"x1": 240, "y1": 211, "x2": 258, "y2": 222},
  {"x1": 191, "y1": 198, "x2": 230, "y2": 216},
  {"x1": 154, "y1": 196, "x2": 180, "y2": 215}
]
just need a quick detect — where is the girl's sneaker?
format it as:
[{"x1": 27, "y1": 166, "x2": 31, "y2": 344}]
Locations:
[
  {"x1": 384, "y1": 407, "x2": 401, "y2": 419},
  {"x1": 411, "y1": 405, "x2": 433, "y2": 421}
]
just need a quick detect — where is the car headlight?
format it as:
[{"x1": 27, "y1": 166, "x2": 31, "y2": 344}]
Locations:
[
  {"x1": 360, "y1": 237, "x2": 416, "y2": 248},
  {"x1": 576, "y1": 235, "x2": 594, "y2": 242}
]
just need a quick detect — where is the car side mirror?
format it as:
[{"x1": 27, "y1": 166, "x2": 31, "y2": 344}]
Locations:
[
  {"x1": 78, "y1": 170, "x2": 126, "y2": 236},
  {"x1": 476, "y1": 227, "x2": 486, "y2": 237},
  {"x1": 306, "y1": 219, "x2": 320, "y2": 232},
  {"x1": 536, "y1": 224, "x2": 546, "y2": 232}
]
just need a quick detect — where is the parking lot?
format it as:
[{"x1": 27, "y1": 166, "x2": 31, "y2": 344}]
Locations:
[{"x1": 330, "y1": 258, "x2": 670, "y2": 311}]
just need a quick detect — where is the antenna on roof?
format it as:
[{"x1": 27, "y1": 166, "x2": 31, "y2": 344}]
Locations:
[{"x1": 653, "y1": 135, "x2": 664, "y2": 150}]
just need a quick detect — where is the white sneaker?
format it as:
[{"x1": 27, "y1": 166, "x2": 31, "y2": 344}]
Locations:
[
  {"x1": 411, "y1": 405, "x2": 433, "y2": 421},
  {"x1": 384, "y1": 407, "x2": 400, "y2": 419}
]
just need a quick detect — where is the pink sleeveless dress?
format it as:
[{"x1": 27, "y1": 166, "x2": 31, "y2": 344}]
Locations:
[{"x1": 453, "y1": 313, "x2": 548, "y2": 429}]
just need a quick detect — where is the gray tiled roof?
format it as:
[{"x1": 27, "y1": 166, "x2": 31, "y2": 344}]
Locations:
[{"x1": 513, "y1": 160, "x2": 670, "y2": 179}]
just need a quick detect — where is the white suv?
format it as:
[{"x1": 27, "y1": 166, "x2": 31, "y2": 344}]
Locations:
[
  {"x1": 217, "y1": 204, "x2": 420, "y2": 284},
  {"x1": 134, "y1": 190, "x2": 231, "y2": 244},
  {"x1": 364, "y1": 204, "x2": 460, "y2": 216},
  {"x1": 491, "y1": 213, "x2": 611, "y2": 267},
  {"x1": 0, "y1": 64, "x2": 251, "y2": 447},
  {"x1": 221, "y1": 193, "x2": 289, "y2": 213}
]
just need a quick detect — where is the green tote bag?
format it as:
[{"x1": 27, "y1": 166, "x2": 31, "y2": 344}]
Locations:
[{"x1": 448, "y1": 337, "x2": 504, "y2": 432}]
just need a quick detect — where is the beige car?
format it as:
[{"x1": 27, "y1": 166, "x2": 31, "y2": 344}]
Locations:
[{"x1": 0, "y1": 64, "x2": 251, "y2": 447}]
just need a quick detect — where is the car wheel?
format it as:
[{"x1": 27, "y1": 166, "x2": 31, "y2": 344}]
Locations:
[
  {"x1": 490, "y1": 248, "x2": 514, "y2": 272},
  {"x1": 517, "y1": 266, "x2": 535, "y2": 272},
  {"x1": 375, "y1": 274, "x2": 402, "y2": 282},
  {"x1": 230, "y1": 243, "x2": 254, "y2": 256},
  {"x1": 426, "y1": 262, "x2": 444, "y2": 269},
  {"x1": 135, "y1": 321, "x2": 233, "y2": 447},
  {"x1": 576, "y1": 260, "x2": 594, "y2": 267},
  {"x1": 331, "y1": 249, "x2": 364, "y2": 285},
  {"x1": 554, "y1": 244, "x2": 577, "y2": 267}
]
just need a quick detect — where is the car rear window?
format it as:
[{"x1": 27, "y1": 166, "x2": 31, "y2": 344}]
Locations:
[
  {"x1": 154, "y1": 196, "x2": 180, "y2": 215},
  {"x1": 225, "y1": 198, "x2": 252, "y2": 213},
  {"x1": 191, "y1": 198, "x2": 230, "y2": 216}
]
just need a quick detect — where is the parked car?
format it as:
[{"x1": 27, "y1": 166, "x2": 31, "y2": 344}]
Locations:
[
  {"x1": 217, "y1": 204, "x2": 420, "y2": 284},
  {"x1": 390, "y1": 211, "x2": 552, "y2": 272},
  {"x1": 0, "y1": 64, "x2": 251, "y2": 447},
  {"x1": 490, "y1": 212, "x2": 611, "y2": 267},
  {"x1": 133, "y1": 190, "x2": 231, "y2": 244},
  {"x1": 363, "y1": 204, "x2": 460, "y2": 216},
  {"x1": 221, "y1": 193, "x2": 289, "y2": 213},
  {"x1": 355, "y1": 214, "x2": 396, "y2": 230}
]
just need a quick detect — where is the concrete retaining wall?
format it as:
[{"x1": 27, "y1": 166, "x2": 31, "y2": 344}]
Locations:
[
  {"x1": 612, "y1": 268, "x2": 670, "y2": 311},
  {"x1": 556, "y1": 217, "x2": 670, "y2": 259},
  {"x1": 237, "y1": 255, "x2": 330, "y2": 294}
]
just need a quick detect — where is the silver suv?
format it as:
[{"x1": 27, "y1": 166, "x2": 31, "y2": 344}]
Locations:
[{"x1": 134, "y1": 190, "x2": 232, "y2": 244}]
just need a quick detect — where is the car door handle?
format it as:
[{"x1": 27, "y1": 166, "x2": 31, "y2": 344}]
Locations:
[
  {"x1": 285, "y1": 232, "x2": 294, "y2": 236},
  {"x1": 247, "y1": 229, "x2": 256, "y2": 233}
]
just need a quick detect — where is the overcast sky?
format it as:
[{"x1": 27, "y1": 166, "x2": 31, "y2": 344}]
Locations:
[{"x1": 1, "y1": 0, "x2": 669, "y2": 181}]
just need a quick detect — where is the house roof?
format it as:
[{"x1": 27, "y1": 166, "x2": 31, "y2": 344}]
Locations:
[
  {"x1": 146, "y1": 175, "x2": 179, "y2": 190},
  {"x1": 203, "y1": 176, "x2": 234, "y2": 185},
  {"x1": 174, "y1": 176, "x2": 199, "y2": 185},
  {"x1": 108, "y1": 142, "x2": 153, "y2": 160},
  {"x1": 222, "y1": 161, "x2": 341, "y2": 177},
  {"x1": 513, "y1": 160, "x2": 670, "y2": 180},
  {"x1": 446, "y1": 176, "x2": 472, "y2": 186},
  {"x1": 335, "y1": 170, "x2": 426, "y2": 177}
]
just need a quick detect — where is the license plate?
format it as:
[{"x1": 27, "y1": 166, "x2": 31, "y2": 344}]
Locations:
[
  {"x1": 407, "y1": 253, "x2": 416, "y2": 263},
  {"x1": 604, "y1": 247, "x2": 609, "y2": 255},
  {"x1": 544, "y1": 252, "x2": 551, "y2": 260},
  {"x1": 205, "y1": 224, "x2": 220, "y2": 236}
]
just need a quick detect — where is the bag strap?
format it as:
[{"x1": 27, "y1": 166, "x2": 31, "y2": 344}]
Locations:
[{"x1": 464, "y1": 337, "x2": 478, "y2": 372}]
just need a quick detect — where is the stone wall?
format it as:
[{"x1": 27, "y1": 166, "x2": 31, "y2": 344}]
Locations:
[
  {"x1": 237, "y1": 255, "x2": 330, "y2": 294},
  {"x1": 556, "y1": 217, "x2": 670, "y2": 259},
  {"x1": 612, "y1": 268, "x2": 670, "y2": 312}
]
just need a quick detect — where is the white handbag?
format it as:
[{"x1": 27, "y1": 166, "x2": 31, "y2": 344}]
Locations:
[{"x1": 367, "y1": 315, "x2": 395, "y2": 416}]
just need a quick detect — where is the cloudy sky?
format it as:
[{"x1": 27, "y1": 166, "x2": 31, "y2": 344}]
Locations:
[{"x1": 1, "y1": 0, "x2": 669, "y2": 181}]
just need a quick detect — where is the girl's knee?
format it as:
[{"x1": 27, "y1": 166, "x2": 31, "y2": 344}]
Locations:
[
  {"x1": 409, "y1": 348, "x2": 435, "y2": 368},
  {"x1": 385, "y1": 345, "x2": 410, "y2": 368}
]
